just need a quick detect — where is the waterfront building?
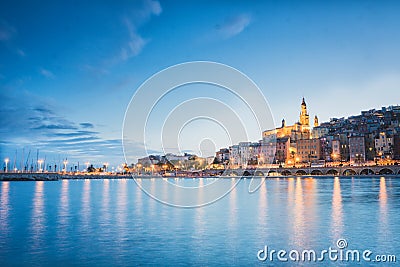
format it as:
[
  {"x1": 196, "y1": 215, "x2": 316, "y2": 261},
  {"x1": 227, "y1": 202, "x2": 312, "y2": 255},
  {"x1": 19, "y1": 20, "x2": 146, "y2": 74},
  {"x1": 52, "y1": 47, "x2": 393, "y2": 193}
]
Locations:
[
  {"x1": 338, "y1": 133, "x2": 350, "y2": 161},
  {"x1": 375, "y1": 132, "x2": 394, "y2": 159},
  {"x1": 394, "y1": 134, "x2": 400, "y2": 160},
  {"x1": 349, "y1": 135, "x2": 366, "y2": 164},
  {"x1": 258, "y1": 140, "x2": 276, "y2": 165},
  {"x1": 296, "y1": 138, "x2": 322, "y2": 164},
  {"x1": 215, "y1": 148, "x2": 230, "y2": 164},
  {"x1": 364, "y1": 133, "x2": 376, "y2": 161},
  {"x1": 331, "y1": 139, "x2": 341, "y2": 161},
  {"x1": 238, "y1": 142, "x2": 252, "y2": 166},
  {"x1": 319, "y1": 137, "x2": 332, "y2": 162},
  {"x1": 229, "y1": 145, "x2": 240, "y2": 167},
  {"x1": 275, "y1": 137, "x2": 290, "y2": 164}
]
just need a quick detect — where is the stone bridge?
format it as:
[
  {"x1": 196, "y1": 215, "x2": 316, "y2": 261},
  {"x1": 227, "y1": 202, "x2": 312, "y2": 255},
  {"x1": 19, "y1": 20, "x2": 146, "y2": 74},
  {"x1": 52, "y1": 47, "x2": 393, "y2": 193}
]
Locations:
[{"x1": 224, "y1": 165, "x2": 400, "y2": 177}]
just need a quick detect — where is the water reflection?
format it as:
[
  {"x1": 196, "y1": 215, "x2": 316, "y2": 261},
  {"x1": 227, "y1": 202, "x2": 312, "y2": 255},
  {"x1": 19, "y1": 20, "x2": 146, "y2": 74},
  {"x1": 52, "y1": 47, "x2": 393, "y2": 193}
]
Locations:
[
  {"x1": 135, "y1": 179, "x2": 143, "y2": 217},
  {"x1": 57, "y1": 180, "x2": 69, "y2": 249},
  {"x1": 228, "y1": 178, "x2": 237, "y2": 231},
  {"x1": 149, "y1": 178, "x2": 156, "y2": 213},
  {"x1": 292, "y1": 178, "x2": 305, "y2": 248},
  {"x1": 303, "y1": 178, "x2": 317, "y2": 246},
  {"x1": 331, "y1": 177, "x2": 343, "y2": 240},
  {"x1": 30, "y1": 181, "x2": 45, "y2": 250},
  {"x1": 58, "y1": 180, "x2": 69, "y2": 221},
  {"x1": 287, "y1": 178, "x2": 295, "y2": 206},
  {"x1": 102, "y1": 179, "x2": 110, "y2": 222},
  {"x1": 194, "y1": 179, "x2": 205, "y2": 236},
  {"x1": 0, "y1": 182, "x2": 10, "y2": 240},
  {"x1": 81, "y1": 179, "x2": 91, "y2": 226},
  {"x1": 116, "y1": 179, "x2": 128, "y2": 238},
  {"x1": 378, "y1": 177, "x2": 388, "y2": 239},
  {"x1": 257, "y1": 178, "x2": 267, "y2": 236}
]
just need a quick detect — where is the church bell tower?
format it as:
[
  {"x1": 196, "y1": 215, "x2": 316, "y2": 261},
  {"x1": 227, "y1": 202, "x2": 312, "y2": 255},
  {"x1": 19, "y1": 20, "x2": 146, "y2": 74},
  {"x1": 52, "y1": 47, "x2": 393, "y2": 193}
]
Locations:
[{"x1": 299, "y1": 97, "x2": 310, "y2": 126}]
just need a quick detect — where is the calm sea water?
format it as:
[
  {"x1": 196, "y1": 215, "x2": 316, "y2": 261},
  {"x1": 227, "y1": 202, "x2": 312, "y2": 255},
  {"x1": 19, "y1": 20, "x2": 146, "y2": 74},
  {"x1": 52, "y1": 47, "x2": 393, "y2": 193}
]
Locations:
[{"x1": 0, "y1": 177, "x2": 399, "y2": 266}]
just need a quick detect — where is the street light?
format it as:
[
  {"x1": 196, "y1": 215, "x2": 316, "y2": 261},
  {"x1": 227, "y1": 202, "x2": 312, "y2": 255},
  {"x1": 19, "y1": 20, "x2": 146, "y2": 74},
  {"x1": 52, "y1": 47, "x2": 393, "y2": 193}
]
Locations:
[
  {"x1": 38, "y1": 159, "x2": 44, "y2": 172},
  {"x1": 163, "y1": 164, "x2": 168, "y2": 175},
  {"x1": 63, "y1": 160, "x2": 68, "y2": 173},
  {"x1": 104, "y1": 162, "x2": 109, "y2": 173},
  {"x1": 4, "y1": 158, "x2": 9, "y2": 173}
]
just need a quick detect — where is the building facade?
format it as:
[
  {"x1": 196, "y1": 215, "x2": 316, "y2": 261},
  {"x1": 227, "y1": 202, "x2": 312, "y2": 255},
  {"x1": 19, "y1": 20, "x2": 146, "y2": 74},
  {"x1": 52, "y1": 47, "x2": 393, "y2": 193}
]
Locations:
[
  {"x1": 296, "y1": 138, "x2": 322, "y2": 163},
  {"x1": 349, "y1": 135, "x2": 366, "y2": 164}
]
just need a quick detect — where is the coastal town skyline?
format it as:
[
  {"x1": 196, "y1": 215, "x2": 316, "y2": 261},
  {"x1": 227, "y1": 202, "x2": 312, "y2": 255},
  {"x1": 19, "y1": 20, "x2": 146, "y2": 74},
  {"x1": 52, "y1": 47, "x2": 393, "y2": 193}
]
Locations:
[
  {"x1": 2, "y1": 98, "x2": 399, "y2": 173},
  {"x1": 2, "y1": 0, "x2": 400, "y2": 166}
]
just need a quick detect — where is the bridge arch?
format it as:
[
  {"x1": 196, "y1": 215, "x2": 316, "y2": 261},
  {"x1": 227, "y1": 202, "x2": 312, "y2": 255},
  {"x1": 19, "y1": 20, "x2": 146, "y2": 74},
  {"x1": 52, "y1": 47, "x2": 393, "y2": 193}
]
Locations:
[
  {"x1": 254, "y1": 170, "x2": 264, "y2": 176},
  {"x1": 268, "y1": 170, "x2": 278, "y2": 176},
  {"x1": 343, "y1": 169, "x2": 357, "y2": 176},
  {"x1": 360, "y1": 168, "x2": 374, "y2": 175},
  {"x1": 243, "y1": 170, "x2": 252, "y2": 176},
  {"x1": 379, "y1": 168, "x2": 394, "y2": 175},
  {"x1": 281, "y1": 170, "x2": 291, "y2": 176},
  {"x1": 326, "y1": 169, "x2": 339, "y2": 175},
  {"x1": 311, "y1": 170, "x2": 323, "y2": 175},
  {"x1": 295, "y1": 170, "x2": 307, "y2": 176}
]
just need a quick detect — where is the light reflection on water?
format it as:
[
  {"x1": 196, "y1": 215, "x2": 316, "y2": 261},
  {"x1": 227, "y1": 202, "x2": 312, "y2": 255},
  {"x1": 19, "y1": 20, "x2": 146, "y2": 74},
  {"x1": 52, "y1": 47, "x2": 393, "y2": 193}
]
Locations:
[
  {"x1": 292, "y1": 177, "x2": 305, "y2": 248},
  {"x1": 378, "y1": 177, "x2": 389, "y2": 243},
  {"x1": 81, "y1": 179, "x2": 91, "y2": 227},
  {"x1": 56, "y1": 180, "x2": 69, "y2": 251},
  {"x1": 0, "y1": 182, "x2": 10, "y2": 246},
  {"x1": 257, "y1": 178, "x2": 267, "y2": 236},
  {"x1": 30, "y1": 181, "x2": 45, "y2": 252},
  {"x1": 0, "y1": 177, "x2": 399, "y2": 266},
  {"x1": 331, "y1": 177, "x2": 343, "y2": 241}
]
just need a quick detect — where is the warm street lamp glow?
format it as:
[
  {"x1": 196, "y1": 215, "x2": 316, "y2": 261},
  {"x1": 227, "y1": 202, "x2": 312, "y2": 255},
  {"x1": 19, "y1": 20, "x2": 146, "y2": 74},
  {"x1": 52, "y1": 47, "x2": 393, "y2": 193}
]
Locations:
[
  {"x1": 4, "y1": 158, "x2": 9, "y2": 172},
  {"x1": 38, "y1": 159, "x2": 44, "y2": 172},
  {"x1": 63, "y1": 160, "x2": 68, "y2": 172},
  {"x1": 85, "y1": 162, "x2": 90, "y2": 170}
]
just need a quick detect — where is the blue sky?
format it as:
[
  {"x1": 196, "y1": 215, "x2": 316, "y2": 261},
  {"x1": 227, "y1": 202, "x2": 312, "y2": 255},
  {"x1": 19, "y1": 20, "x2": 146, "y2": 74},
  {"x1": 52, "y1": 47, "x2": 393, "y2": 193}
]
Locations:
[{"x1": 1, "y1": 0, "x2": 400, "y2": 169}]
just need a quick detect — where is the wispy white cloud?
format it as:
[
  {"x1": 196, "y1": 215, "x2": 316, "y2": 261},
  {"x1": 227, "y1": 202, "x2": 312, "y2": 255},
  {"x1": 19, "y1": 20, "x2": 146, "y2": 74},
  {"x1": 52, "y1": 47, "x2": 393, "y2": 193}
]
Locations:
[
  {"x1": 80, "y1": 64, "x2": 109, "y2": 77},
  {"x1": 0, "y1": 20, "x2": 16, "y2": 41},
  {"x1": 39, "y1": 68, "x2": 55, "y2": 79},
  {"x1": 0, "y1": 20, "x2": 26, "y2": 57},
  {"x1": 217, "y1": 14, "x2": 251, "y2": 39},
  {"x1": 120, "y1": 18, "x2": 148, "y2": 60},
  {"x1": 16, "y1": 49, "x2": 25, "y2": 57},
  {"x1": 119, "y1": 0, "x2": 162, "y2": 61}
]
